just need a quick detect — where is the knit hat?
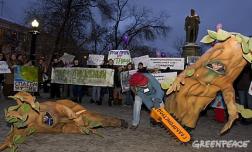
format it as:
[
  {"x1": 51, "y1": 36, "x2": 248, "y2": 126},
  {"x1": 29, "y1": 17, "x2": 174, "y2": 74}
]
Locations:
[{"x1": 129, "y1": 73, "x2": 148, "y2": 87}]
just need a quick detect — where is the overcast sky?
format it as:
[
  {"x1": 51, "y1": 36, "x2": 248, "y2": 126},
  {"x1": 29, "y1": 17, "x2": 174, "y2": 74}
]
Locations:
[{"x1": 1, "y1": 0, "x2": 252, "y2": 53}]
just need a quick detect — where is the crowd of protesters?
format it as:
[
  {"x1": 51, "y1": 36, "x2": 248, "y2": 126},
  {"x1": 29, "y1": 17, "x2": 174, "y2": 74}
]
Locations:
[{"x1": 0, "y1": 51, "x2": 252, "y2": 119}]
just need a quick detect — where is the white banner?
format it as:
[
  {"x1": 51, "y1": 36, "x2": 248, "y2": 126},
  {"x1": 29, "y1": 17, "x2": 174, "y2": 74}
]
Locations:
[
  {"x1": 51, "y1": 67, "x2": 114, "y2": 87},
  {"x1": 149, "y1": 58, "x2": 185, "y2": 70},
  {"x1": 152, "y1": 72, "x2": 177, "y2": 84},
  {"x1": 0, "y1": 61, "x2": 11, "y2": 73},
  {"x1": 108, "y1": 50, "x2": 131, "y2": 65},
  {"x1": 87, "y1": 54, "x2": 104, "y2": 65},
  {"x1": 132, "y1": 55, "x2": 150, "y2": 69}
]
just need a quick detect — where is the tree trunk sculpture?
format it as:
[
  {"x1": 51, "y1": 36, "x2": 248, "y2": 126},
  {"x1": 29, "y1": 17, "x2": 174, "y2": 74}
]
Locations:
[
  {"x1": 0, "y1": 92, "x2": 128, "y2": 151},
  {"x1": 165, "y1": 29, "x2": 252, "y2": 135}
]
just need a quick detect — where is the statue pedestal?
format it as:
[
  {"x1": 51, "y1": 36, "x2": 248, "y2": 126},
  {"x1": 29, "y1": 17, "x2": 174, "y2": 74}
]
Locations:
[
  {"x1": 182, "y1": 43, "x2": 201, "y2": 65},
  {"x1": 182, "y1": 43, "x2": 200, "y2": 57},
  {"x1": 182, "y1": 43, "x2": 201, "y2": 57}
]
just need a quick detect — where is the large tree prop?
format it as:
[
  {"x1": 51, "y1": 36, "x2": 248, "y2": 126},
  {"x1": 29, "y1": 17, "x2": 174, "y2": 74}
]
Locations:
[
  {"x1": 165, "y1": 29, "x2": 252, "y2": 134},
  {"x1": 0, "y1": 92, "x2": 128, "y2": 151}
]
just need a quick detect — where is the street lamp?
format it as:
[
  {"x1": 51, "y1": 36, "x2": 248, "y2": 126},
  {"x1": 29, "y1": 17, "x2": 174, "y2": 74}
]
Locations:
[{"x1": 30, "y1": 19, "x2": 40, "y2": 62}]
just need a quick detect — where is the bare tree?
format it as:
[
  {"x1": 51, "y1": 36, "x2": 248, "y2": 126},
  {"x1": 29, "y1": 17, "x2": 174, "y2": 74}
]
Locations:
[
  {"x1": 103, "y1": 0, "x2": 170, "y2": 50},
  {"x1": 172, "y1": 37, "x2": 185, "y2": 57},
  {"x1": 25, "y1": 0, "x2": 112, "y2": 54},
  {"x1": 81, "y1": 20, "x2": 109, "y2": 54}
]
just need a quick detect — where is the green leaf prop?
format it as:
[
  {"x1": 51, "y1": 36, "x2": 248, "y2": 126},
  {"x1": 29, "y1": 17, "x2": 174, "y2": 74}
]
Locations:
[
  {"x1": 161, "y1": 78, "x2": 176, "y2": 90},
  {"x1": 242, "y1": 41, "x2": 250, "y2": 54},
  {"x1": 20, "y1": 114, "x2": 28, "y2": 122},
  {"x1": 26, "y1": 127, "x2": 36, "y2": 135},
  {"x1": 207, "y1": 30, "x2": 217, "y2": 39},
  {"x1": 31, "y1": 102, "x2": 40, "y2": 112},
  {"x1": 248, "y1": 38, "x2": 252, "y2": 51},
  {"x1": 4, "y1": 109, "x2": 7, "y2": 117},
  {"x1": 235, "y1": 35, "x2": 243, "y2": 43},
  {"x1": 88, "y1": 121, "x2": 102, "y2": 128},
  {"x1": 200, "y1": 35, "x2": 215, "y2": 43},
  {"x1": 7, "y1": 105, "x2": 21, "y2": 112},
  {"x1": 81, "y1": 127, "x2": 90, "y2": 134},
  {"x1": 13, "y1": 135, "x2": 26, "y2": 145},
  {"x1": 241, "y1": 35, "x2": 250, "y2": 43},
  {"x1": 216, "y1": 29, "x2": 231, "y2": 41},
  {"x1": 243, "y1": 53, "x2": 252, "y2": 63},
  {"x1": 6, "y1": 117, "x2": 18, "y2": 123},
  {"x1": 186, "y1": 69, "x2": 195, "y2": 77},
  {"x1": 10, "y1": 145, "x2": 17, "y2": 152},
  {"x1": 13, "y1": 121, "x2": 27, "y2": 128},
  {"x1": 20, "y1": 103, "x2": 31, "y2": 113}
]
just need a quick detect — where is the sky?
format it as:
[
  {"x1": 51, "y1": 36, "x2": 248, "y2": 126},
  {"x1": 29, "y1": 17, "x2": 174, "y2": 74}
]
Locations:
[{"x1": 1, "y1": 0, "x2": 252, "y2": 53}]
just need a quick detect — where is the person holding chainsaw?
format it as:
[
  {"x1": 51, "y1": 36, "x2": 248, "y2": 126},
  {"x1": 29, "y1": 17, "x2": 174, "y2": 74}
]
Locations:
[{"x1": 129, "y1": 72, "x2": 164, "y2": 129}]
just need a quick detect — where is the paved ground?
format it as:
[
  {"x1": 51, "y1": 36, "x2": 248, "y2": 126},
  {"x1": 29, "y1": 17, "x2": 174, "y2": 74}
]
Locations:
[{"x1": 0, "y1": 93, "x2": 251, "y2": 152}]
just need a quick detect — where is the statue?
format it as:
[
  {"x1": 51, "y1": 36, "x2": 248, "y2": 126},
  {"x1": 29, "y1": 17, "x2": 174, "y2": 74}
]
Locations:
[{"x1": 184, "y1": 9, "x2": 200, "y2": 43}]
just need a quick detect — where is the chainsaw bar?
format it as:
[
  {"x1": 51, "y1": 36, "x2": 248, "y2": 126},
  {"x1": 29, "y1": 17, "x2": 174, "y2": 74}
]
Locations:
[{"x1": 150, "y1": 108, "x2": 191, "y2": 143}]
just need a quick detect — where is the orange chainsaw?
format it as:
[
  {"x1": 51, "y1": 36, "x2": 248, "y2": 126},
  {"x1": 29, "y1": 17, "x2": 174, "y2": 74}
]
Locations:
[{"x1": 150, "y1": 107, "x2": 191, "y2": 143}]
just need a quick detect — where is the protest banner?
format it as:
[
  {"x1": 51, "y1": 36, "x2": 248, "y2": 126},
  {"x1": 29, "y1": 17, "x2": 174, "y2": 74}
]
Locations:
[
  {"x1": 108, "y1": 50, "x2": 131, "y2": 65},
  {"x1": 149, "y1": 58, "x2": 185, "y2": 70},
  {"x1": 152, "y1": 72, "x2": 177, "y2": 84},
  {"x1": 120, "y1": 70, "x2": 137, "y2": 92},
  {"x1": 187, "y1": 56, "x2": 200, "y2": 65},
  {"x1": 0, "y1": 61, "x2": 11, "y2": 73},
  {"x1": 87, "y1": 54, "x2": 104, "y2": 65},
  {"x1": 51, "y1": 67, "x2": 114, "y2": 87},
  {"x1": 14, "y1": 66, "x2": 38, "y2": 92},
  {"x1": 132, "y1": 55, "x2": 150, "y2": 69}
]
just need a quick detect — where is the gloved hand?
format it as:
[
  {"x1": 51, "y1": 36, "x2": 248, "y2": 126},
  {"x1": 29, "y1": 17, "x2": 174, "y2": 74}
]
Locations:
[{"x1": 152, "y1": 98, "x2": 163, "y2": 108}]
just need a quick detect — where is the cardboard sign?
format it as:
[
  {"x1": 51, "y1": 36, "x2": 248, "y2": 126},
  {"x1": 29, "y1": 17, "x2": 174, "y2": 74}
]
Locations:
[
  {"x1": 0, "y1": 61, "x2": 11, "y2": 73},
  {"x1": 149, "y1": 58, "x2": 185, "y2": 70},
  {"x1": 151, "y1": 72, "x2": 177, "y2": 84},
  {"x1": 108, "y1": 50, "x2": 131, "y2": 65},
  {"x1": 60, "y1": 53, "x2": 75, "y2": 64},
  {"x1": 132, "y1": 55, "x2": 150, "y2": 69},
  {"x1": 211, "y1": 93, "x2": 226, "y2": 109},
  {"x1": 51, "y1": 67, "x2": 114, "y2": 87},
  {"x1": 87, "y1": 54, "x2": 104, "y2": 65},
  {"x1": 14, "y1": 66, "x2": 38, "y2": 92},
  {"x1": 120, "y1": 70, "x2": 137, "y2": 92},
  {"x1": 187, "y1": 56, "x2": 200, "y2": 65}
]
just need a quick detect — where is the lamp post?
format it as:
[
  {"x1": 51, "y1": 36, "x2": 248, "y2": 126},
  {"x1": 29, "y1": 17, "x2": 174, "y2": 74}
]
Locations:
[{"x1": 30, "y1": 19, "x2": 39, "y2": 61}]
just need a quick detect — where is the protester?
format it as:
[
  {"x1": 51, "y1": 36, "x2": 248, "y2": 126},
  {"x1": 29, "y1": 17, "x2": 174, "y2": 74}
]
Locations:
[
  {"x1": 91, "y1": 65, "x2": 102, "y2": 105},
  {"x1": 0, "y1": 53, "x2": 6, "y2": 97},
  {"x1": 16, "y1": 54, "x2": 24, "y2": 65},
  {"x1": 113, "y1": 66, "x2": 123, "y2": 105},
  {"x1": 50, "y1": 56, "x2": 63, "y2": 99},
  {"x1": 123, "y1": 62, "x2": 134, "y2": 105},
  {"x1": 235, "y1": 64, "x2": 252, "y2": 124},
  {"x1": 137, "y1": 62, "x2": 147, "y2": 73},
  {"x1": 129, "y1": 72, "x2": 164, "y2": 129},
  {"x1": 71, "y1": 58, "x2": 83, "y2": 103},
  {"x1": 3, "y1": 53, "x2": 17, "y2": 97},
  {"x1": 37, "y1": 58, "x2": 48, "y2": 93},
  {"x1": 101, "y1": 59, "x2": 115, "y2": 106}
]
